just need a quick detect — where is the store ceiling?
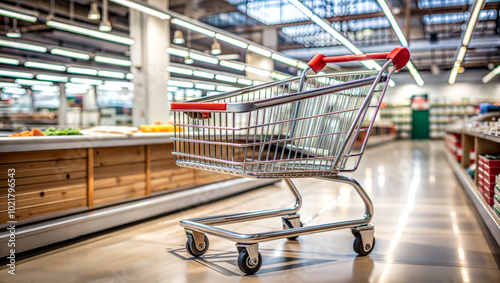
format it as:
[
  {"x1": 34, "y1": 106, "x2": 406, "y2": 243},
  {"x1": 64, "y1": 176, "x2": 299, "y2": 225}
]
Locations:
[{"x1": 0, "y1": 0, "x2": 499, "y2": 84}]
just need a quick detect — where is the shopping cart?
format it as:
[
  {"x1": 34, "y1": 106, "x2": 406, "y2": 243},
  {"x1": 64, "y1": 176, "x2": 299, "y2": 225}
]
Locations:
[{"x1": 170, "y1": 47, "x2": 410, "y2": 274}]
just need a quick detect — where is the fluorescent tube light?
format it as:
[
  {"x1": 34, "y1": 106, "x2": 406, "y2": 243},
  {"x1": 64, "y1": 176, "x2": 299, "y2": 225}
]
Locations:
[
  {"x1": 25, "y1": 61, "x2": 66, "y2": 71},
  {"x1": 0, "y1": 38, "x2": 47, "y2": 53},
  {"x1": 253, "y1": 81, "x2": 266, "y2": 85},
  {"x1": 449, "y1": 67, "x2": 459, "y2": 85},
  {"x1": 297, "y1": 62, "x2": 308, "y2": 70},
  {"x1": 0, "y1": 56, "x2": 19, "y2": 65},
  {"x1": 237, "y1": 78, "x2": 253, "y2": 85},
  {"x1": 167, "y1": 66, "x2": 193, "y2": 75},
  {"x1": 217, "y1": 54, "x2": 240, "y2": 60},
  {"x1": 126, "y1": 73, "x2": 134, "y2": 80},
  {"x1": 406, "y1": 61, "x2": 424, "y2": 86},
  {"x1": 67, "y1": 67, "x2": 98, "y2": 76},
  {"x1": 0, "y1": 8, "x2": 37, "y2": 22},
  {"x1": 193, "y1": 71, "x2": 214, "y2": 79},
  {"x1": 32, "y1": 85, "x2": 59, "y2": 92},
  {"x1": 167, "y1": 47, "x2": 189, "y2": 57},
  {"x1": 217, "y1": 85, "x2": 239, "y2": 92},
  {"x1": 98, "y1": 70, "x2": 126, "y2": 79},
  {"x1": 50, "y1": 48, "x2": 90, "y2": 60},
  {"x1": 66, "y1": 83, "x2": 91, "y2": 89},
  {"x1": 167, "y1": 86, "x2": 178, "y2": 92},
  {"x1": 0, "y1": 82, "x2": 20, "y2": 87},
  {"x1": 457, "y1": 46, "x2": 467, "y2": 62},
  {"x1": 215, "y1": 34, "x2": 248, "y2": 49},
  {"x1": 36, "y1": 74, "x2": 69, "y2": 82},
  {"x1": 247, "y1": 45, "x2": 272, "y2": 57},
  {"x1": 463, "y1": 0, "x2": 484, "y2": 46},
  {"x1": 245, "y1": 66, "x2": 271, "y2": 77},
  {"x1": 482, "y1": 65, "x2": 500, "y2": 83},
  {"x1": 2, "y1": 87, "x2": 26, "y2": 95},
  {"x1": 94, "y1": 55, "x2": 132, "y2": 66},
  {"x1": 215, "y1": 74, "x2": 237, "y2": 83},
  {"x1": 220, "y1": 60, "x2": 245, "y2": 71},
  {"x1": 195, "y1": 83, "x2": 216, "y2": 90},
  {"x1": 171, "y1": 18, "x2": 215, "y2": 37},
  {"x1": 271, "y1": 72, "x2": 291, "y2": 80},
  {"x1": 271, "y1": 53, "x2": 298, "y2": 67},
  {"x1": 0, "y1": 69, "x2": 33, "y2": 79},
  {"x1": 377, "y1": 0, "x2": 408, "y2": 47},
  {"x1": 110, "y1": 0, "x2": 170, "y2": 19},
  {"x1": 70, "y1": 77, "x2": 103, "y2": 85},
  {"x1": 168, "y1": 80, "x2": 193, "y2": 88},
  {"x1": 46, "y1": 20, "x2": 135, "y2": 45},
  {"x1": 15, "y1": 79, "x2": 53, "y2": 86},
  {"x1": 190, "y1": 52, "x2": 218, "y2": 64}
]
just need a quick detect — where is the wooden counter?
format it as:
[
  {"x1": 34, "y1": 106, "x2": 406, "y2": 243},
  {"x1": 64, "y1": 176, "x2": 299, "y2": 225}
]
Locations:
[{"x1": 0, "y1": 134, "x2": 235, "y2": 225}]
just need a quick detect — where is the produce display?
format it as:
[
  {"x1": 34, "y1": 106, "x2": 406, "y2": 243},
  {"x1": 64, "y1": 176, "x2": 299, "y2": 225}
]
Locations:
[
  {"x1": 140, "y1": 121, "x2": 179, "y2": 132},
  {"x1": 43, "y1": 127, "x2": 82, "y2": 136},
  {"x1": 9, "y1": 128, "x2": 46, "y2": 137},
  {"x1": 80, "y1": 126, "x2": 139, "y2": 136}
]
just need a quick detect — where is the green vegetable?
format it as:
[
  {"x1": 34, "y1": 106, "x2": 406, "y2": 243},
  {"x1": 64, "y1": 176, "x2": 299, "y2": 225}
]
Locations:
[{"x1": 43, "y1": 127, "x2": 82, "y2": 136}]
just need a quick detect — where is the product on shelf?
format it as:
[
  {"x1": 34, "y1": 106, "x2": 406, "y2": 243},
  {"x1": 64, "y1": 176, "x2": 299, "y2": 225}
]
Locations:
[
  {"x1": 9, "y1": 128, "x2": 46, "y2": 137},
  {"x1": 43, "y1": 127, "x2": 82, "y2": 136},
  {"x1": 495, "y1": 175, "x2": 500, "y2": 218},
  {"x1": 478, "y1": 154, "x2": 500, "y2": 206}
]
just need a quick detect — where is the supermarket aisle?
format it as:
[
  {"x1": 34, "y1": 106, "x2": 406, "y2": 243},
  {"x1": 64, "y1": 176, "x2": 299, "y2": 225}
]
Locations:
[{"x1": 3, "y1": 140, "x2": 500, "y2": 282}]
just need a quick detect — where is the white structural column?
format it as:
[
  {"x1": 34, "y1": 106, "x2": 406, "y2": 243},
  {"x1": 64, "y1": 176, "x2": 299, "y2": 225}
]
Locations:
[
  {"x1": 246, "y1": 27, "x2": 276, "y2": 80},
  {"x1": 130, "y1": 0, "x2": 170, "y2": 126},
  {"x1": 57, "y1": 82, "x2": 67, "y2": 126}
]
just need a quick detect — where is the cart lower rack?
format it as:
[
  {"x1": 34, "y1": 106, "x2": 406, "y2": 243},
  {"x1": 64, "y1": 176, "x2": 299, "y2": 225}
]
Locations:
[{"x1": 170, "y1": 47, "x2": 410, "y2": 274}]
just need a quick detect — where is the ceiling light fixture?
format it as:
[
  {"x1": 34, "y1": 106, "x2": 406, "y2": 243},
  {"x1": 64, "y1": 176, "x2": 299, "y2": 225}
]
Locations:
[
  {"x1": 50, "y1": 48, "x2": 91, "y2": 60},
  {"x1": 167, "y1": 66, "x2": 193, "y2": 75},
  {"x1": 110, "y1": 0, "x2": 171, "y2": 20},
  {"x1": 67, "y1": 66, "x2": 98, "y2": 75},
  {"x1": 195, "y1": 83, "x2": 216, "y2": 90},
  {"x1": 0, "y1": 69, "x2": 33, "y2": 79},
  {"x1": 245, "y1": 66, "x2": 271, "y2": 77},
  {"x1": 99, "y1": 0, "x2": 112, "y2": 32},
  {"x1": 189, "y1": 52, "x2": 218, "y2": 64},
  {"x1": 217, "y1": 85, "x2": 239, "y2": 92},
  {"x1": 98, "y1": 70, "x2": 126, "y2": 79},
  {"x1": 482, "y1": 64, "x2": 500, "y2": 83},
  {"x1": 215, "y1": 74, "x2": 237, "y2": 83},
  {"x1": 184, "y1": 55, "x2": 193, "y2": 65},
  {"x1": 15, "y1": 79, "x2": 53, "y2": 86},
  {"x1": 0, "y1": 56, "x2": 19, "y2": 65},
  {"x1": 168, "y1": 80, "x2": 193, "y2": 88},
  {"x1": 6, "y1": 19, "x2": 21, "y2": 38},
  {"x1": 0, "y1": 38, "x2": 47, "y2": 52},
  {"x1": 36, "y1": 74, "x2": 69, "y2": 82},
  {"x1": 220, "y1": 60, "x2": 245, "y2": 71},
  {"x1": 46, "y1": 20, "x2": 135, "y2": 45},
  {"x1": 247, "y1": 45, "x2": 271, "y2": 57},
  {"x1": 70, "y1": 77, "x2": 103, "y2": 85},
  {"x1": 173, "y1": 30, "x2": 185, "y2": 44},
  {"x1": 215, "y1": 33, "x2": 248, "y2": 49},
  {"x1": 0, "y1": 7, "x2": 37, "y2": 22},
  {"x1": 211, "y1": 38, "x2": 221, "y2": 55},
  {"x1": 87, "y1": 1, "x2": 101, "y2": 20},
  {"x1": 237, "y1": 78, "x2": 253, "y2": 85},
  {"x1": 171, "y1": 18, "x2": 214, "y2": 37},
  {"x1": 193, "y1": 70, "x2": 214, "y2": 79},
  {"x1": 167, "y1": 47, "x2": 189, "y2": 57},
  {"x1": 94, "y1": 55, "x2": 132, "y2": 66},
  {"x1": 24, "y1": 61, "x2": 66, "y2": 71}
]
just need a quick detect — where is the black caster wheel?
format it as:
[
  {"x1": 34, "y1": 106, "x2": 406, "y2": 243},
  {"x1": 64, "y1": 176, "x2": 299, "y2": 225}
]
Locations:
[
  {"x1": 283, "y1": 219, "x2": 303, "y2": 240},
  {"x1": 186, "y1": 234, "x2": 209, "y2": 257},
  {"x1": 237, "y1": 249, "x2": 262, "y2": 275},
  {"x1": 353, "y1": 235, "x2": 375, "y2": 256}
]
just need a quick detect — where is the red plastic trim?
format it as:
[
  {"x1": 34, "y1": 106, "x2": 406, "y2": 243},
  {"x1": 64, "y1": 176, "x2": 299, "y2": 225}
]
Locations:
[
  {"x1": 386, "y1": 47, "x2": 410, "y2": 70},
  {"x1": 171, "y1": 103, "x2": 227, "y2": 111}
]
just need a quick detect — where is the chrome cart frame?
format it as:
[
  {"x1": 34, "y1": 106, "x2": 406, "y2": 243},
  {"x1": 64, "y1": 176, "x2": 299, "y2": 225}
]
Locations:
[{"x1": 170, "y1": 48, "x2": 410, "y2": 274}]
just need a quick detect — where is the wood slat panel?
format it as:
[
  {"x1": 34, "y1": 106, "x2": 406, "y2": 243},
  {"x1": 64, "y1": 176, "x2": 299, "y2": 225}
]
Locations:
[
  {"x1": 0, "y1": 186, "x2": 87, "y2": 208},
  {"x1": 150, "y1": 158, "x2": 178, "y2": 172},
  {"x1": 151, "y1": 171, "x2": 195, "y2": 192},
  {"x1": 149, "y1": 144, "x2": 174, "y2": 161},
  {"x1": 94, "y1": 146, "x2": 145, "y2": 167},
  {"x1": 0, "y1": 198, "x2": 87, "y2": 222},
  {"x1": 94, "y1": 163, "x2": 145, "y2": 180},
  {"x1": 151, "y1": 168, "x2": 194, "y2": 179},
  {"x1": 0, "y1": 171, "x2": 87, "y2": 188},
  {"x1": 0, "y1": 179, "x2": 87, "y2": 196},
  {"x1": 0, "y1": 159, "x2": 87, "y2": 180},
  {"x1": 94, "y1": 173, "x2": 145, "y2": 190},
  {"x1": 0, "y1": 149, "x2": 87, "y2": 164},
  {"x1": 93, "y1": 181, "x2": 146, "y2": 206},
  {"x1": 87, "y1": 148, "x2": 94, "y2": 210}
]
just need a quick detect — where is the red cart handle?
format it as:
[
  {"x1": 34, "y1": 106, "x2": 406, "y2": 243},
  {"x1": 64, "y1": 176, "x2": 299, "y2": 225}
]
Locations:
[{"x1": 307, "y1": 47, "x2": 410, "y2": 73}]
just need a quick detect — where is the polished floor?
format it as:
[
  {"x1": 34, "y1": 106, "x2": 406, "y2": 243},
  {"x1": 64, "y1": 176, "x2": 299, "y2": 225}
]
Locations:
[{"x1": 2, "y1": 141, "x2": 500, "y2": 282}]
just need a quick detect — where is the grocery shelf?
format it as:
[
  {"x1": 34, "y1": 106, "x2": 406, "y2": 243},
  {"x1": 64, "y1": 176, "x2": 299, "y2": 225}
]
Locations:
[{"x1": 444, "y1": 144, "x2": 500, "y2": 246}]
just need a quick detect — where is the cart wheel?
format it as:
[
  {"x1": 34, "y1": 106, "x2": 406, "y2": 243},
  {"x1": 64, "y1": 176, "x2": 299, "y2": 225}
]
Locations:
[
  {"x1": 353, "y1": 235, "x2": 375, "y2": 256},
  {"x1": 237, "y1": 249, "x2": 262, "y2": 275},
  {"x1": 283, "y1": 219, "x2": 303, "y2": 240},
  {"x1": 186, "y1": 234, "x2": 209, "y2": 257}
]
